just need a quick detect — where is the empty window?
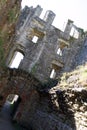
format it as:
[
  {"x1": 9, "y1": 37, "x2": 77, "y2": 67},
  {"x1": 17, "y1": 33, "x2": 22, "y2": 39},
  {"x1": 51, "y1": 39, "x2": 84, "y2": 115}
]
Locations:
[
  {"x1": 70, "y1": 27, "x2": 79, "y2": 39},
  {"x1": 73, "y1": 29, "x2": 79, "y2": 39},
  {"x1": 32, "y1": 36, "x2": 39, "y2": 43},
  {"x1": 70, "y1": 27, "x2": 75, "y2": 36},
  {"x1": 57, "y1": 48, "x2": 62, "y2": 56},
  {"x1": 9, "y1": 51, "x2": 24, "y2": 69},
  {"x1": 50, "y1": 69, "x2": 56, "y2": 79}
]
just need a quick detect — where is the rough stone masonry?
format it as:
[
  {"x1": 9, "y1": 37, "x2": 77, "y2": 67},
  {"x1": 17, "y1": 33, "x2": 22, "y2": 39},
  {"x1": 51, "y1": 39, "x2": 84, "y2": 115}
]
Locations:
[
  {"x1": 6, "y1": 5, "x2": 84, "y2": 83},
  {"x1": 0, "y1": 4, "x2": 87, "y2": 130}
]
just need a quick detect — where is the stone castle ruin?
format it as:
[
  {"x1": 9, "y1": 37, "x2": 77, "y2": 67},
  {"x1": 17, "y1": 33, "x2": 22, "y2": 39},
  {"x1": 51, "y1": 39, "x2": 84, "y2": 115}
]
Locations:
[
  {"x1": 6, "y1": 5, "x2": 84, "y2": 83},
  {"x1": 0, "y1": 4, "x2": 87, "y2": 130}
]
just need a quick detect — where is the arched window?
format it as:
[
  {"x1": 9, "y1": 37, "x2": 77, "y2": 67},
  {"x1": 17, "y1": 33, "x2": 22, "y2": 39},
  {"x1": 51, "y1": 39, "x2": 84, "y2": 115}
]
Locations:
[{"x1": 9, "y1": 51, "x2": 24, "y2": 68}]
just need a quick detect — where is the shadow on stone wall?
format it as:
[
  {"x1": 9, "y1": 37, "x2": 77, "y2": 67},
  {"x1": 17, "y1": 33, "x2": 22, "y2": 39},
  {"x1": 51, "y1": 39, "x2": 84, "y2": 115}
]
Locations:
[
  {"x1": 75, "y1": 38, "x2": 87, "y2": 67},
  {"x1": 30, "y1": 87, "x2": 77, "y2": 130},
  {"x1": 56, "y1": 90, "x2": 76, "y2": 130}
]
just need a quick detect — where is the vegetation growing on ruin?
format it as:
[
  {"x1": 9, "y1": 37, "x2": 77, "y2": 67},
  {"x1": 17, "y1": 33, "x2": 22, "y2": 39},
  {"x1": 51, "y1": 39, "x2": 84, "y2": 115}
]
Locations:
[
  {"x1": 59, "y1": 64, "x2": 87, "y2": 89},
  {"x1": 0, "y1": 0, "x2": 7, "y2": 9},
  {"x1": 8, "y1": 7, "x2": 19, "y2": 23},
  {"x1": 0, "y1": 0, "x2": 21, "y2": 70}
]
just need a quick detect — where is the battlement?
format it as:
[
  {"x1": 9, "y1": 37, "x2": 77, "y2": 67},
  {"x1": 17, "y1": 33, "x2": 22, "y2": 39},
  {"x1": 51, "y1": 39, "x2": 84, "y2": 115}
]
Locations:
[
  {"x1": 6, "y1": 5, "x2": 85, "y2": 83},
  {"x1": 43, "y1": 10, "x2": 56, "y2": 25}
]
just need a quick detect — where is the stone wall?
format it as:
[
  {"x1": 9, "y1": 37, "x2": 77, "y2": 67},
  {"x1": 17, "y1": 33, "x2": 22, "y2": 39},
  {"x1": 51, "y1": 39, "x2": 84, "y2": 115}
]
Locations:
[
  {"x1": 0, "y1": 68, "x2": 41, "y2": 123},
  {"x1": 0, "y1": 3, "x2": 87, "y2": 130},
  {"x1": 75, "y1": 37, "x2": 87, "y2": 66},
  {"x1": 6, "y1": 5, "x2": 85, "y2": 84},
  {"x1": 0, "y1": 0, "x2": 21, "y2": 70},
  {"x1": 6, "y1": 5, "x2": 64, "y2": 83},
  {"x1": 1, "y1": 68, "x2": 87, "y2": 130}
]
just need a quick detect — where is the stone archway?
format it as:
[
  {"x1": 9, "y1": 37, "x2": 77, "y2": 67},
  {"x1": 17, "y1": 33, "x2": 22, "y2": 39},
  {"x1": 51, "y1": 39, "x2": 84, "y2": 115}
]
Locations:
[{"x1": 0, "y1": 68, "x2": 41, "y2": 123}]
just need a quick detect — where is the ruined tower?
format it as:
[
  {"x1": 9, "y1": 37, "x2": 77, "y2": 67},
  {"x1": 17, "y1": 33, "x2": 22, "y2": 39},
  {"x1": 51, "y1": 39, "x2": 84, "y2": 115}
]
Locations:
[{"x1": 6, "y1": 5, "x2": 83, "y2": 83}]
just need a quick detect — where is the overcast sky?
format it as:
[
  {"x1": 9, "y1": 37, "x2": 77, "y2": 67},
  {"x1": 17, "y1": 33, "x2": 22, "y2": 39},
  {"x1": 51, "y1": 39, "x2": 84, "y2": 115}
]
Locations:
[{"x1": 21, "y1": 0, "x2": 87, "y2": 31}]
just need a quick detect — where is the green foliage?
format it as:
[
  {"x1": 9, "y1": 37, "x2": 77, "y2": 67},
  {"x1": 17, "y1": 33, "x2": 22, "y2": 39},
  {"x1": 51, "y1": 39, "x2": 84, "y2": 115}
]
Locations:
[
  {"x1": 0, "y1": 0, "x2": 7, "y2": 9},
  {"x1": 8, "y1": 7, "x2": 17, "y2": 23},
  {"x1": 8, "y1": 10, "x2": 15, "y2": 23}
]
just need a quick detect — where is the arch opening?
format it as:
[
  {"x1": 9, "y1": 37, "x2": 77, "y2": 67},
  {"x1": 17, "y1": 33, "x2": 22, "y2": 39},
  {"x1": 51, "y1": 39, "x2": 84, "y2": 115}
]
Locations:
[
  {"x1": 9, "y1": 51, "x2": 24, "y2": 69},
  {"x1": 1, "y1": 94, "x2": 21, "y2": 118}
]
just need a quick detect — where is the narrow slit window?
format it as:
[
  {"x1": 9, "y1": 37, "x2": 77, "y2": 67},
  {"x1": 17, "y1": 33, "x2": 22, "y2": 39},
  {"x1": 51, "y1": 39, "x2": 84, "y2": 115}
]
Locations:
[
  {"x1": 57, "y1": 48, "x2": 62, "y2": 56},
  {"x1": 70, "y1": 27, "x2": 75, "y2": 36},
  {"x1": 9, "y1": 51, "x2": 24, "y2": 69},
  {"x1": 32, "y1": 36, "x2": 38, "y2": 43},
  {"x1": 50, "y1": 69, "x2": 56, "y2": 79}
]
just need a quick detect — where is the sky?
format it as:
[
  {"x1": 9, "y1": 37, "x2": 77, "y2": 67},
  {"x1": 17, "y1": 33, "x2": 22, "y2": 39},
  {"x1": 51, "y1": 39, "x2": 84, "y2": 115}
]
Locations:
[{"x1": 21, "y1": 0, "x2": 87, "y2": 31}]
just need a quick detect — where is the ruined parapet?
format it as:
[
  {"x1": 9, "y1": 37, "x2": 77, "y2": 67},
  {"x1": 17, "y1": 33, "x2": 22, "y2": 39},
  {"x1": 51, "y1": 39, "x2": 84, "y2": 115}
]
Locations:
[
  {"x1": 16, "y1": 6, "x2": 30, "y2": 30},
  {"x1": 43, "y1": 10, "x2": 56, "y2": 25},
  {"x1": 34, "y1": 5, "x2": 43, "y2": 17},
  {"x1": 71, "y1": 25, "x2": 82, "y2": 39},
  {"x1": 19, "y1": 5, "x2": 43, "y2": 31},
  {"x1": 77, "y1": 28, "x2": 84, "y2": 38},
  {"x1": 63, "y1": 20, "x2": 84, "y2": 40},
  {"x1": 63, "y1": 19, "x2": 74, "y2": 40},
  {"x1": 6, "y1": 5, "x2": 83, "y2": 83}
]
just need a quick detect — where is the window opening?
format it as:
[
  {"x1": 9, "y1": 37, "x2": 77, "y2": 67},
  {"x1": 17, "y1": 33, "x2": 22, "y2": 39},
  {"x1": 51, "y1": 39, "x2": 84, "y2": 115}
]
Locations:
[
  {"x1": 73, "y1": 29, "x2": 79, "y2": 39},
  {"x1": 5, "y1": 94, "x2": 21, "y2": 117},
  {"x1": 57, "y1": 48, "x2": 62, "y2": 56},
  {"x1": 6, "y1": 94, "x2": 19, "y2": 104},
  {"x1": 32, "y1": 36, "x2": 39, "y2": 43},
  {"x1": 70, "y1": 27, "x2": 75, "y2": 36},
  {"x1": 70, "y1": 27, "x2": 79, "y2": 39},
  {"x1": 50, "y1": 69, "x2": 56, "y2": 79},
  {"x1": 9, "y1": 51, "x2": 24, "y2": 68}
]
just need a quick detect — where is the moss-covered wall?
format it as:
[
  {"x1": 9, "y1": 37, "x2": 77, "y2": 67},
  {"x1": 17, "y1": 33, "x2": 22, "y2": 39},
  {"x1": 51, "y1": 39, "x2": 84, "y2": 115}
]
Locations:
[{"x1": 0, "y1": 0, "x2": 21, "y2": 69}]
